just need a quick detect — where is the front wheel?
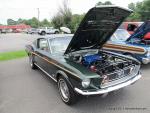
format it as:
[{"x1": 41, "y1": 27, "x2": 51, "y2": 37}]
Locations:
[
  {"x1": 58, "y1": 76, "x2": 77, "y2": 105},
  {"x1": 41, "y1": 31, "x2": 46, "y2": 35},
  {"x1": 29, "y1": 55, "x2": 37, "y2": 69},
  {"x1": 54, "y1": 31, "x2": 59, "y2": 34}
]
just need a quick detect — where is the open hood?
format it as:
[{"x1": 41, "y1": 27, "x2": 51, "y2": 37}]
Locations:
[{"x1": 64, "y1": 6, "x2": 132, "y2": 54}]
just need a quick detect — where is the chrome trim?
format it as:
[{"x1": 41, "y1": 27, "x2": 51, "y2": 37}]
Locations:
[
  {"x1": 34, "y1": 63, "x2": 57, "y2": 82},
  {"x1": 32, "y1": 52, "x2": 80, "y2": 79},
  {"x1": 74, "y1": 74, "x2": 141, "y2": 95},
  {"x1": 100, "y1": 65, "x2": 140, "y2": 86}
]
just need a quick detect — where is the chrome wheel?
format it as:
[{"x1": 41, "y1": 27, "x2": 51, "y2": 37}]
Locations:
[
  {"x1": 29, "y1": 56, "x2": 33, "y2": 67},
  {"x1": 58, "y1": 79, "x2": 70, "y2": 102}
]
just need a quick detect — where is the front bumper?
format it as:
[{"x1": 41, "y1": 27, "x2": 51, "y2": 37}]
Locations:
[{"x1": 74, "y1": 74, "x2": 141, "y2": 96}]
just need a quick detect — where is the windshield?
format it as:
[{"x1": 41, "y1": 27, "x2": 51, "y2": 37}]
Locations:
[
  {"x1": 111, "y1": 29, "x2": 130, "y2": 41},
  {"x1": 50, "y1": 37, "x2": 72, "y2": 54}
]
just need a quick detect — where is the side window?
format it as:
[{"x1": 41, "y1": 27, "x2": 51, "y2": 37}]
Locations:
[{"x1": 38, "y1": 39, "x2": 49, "y2": 52}]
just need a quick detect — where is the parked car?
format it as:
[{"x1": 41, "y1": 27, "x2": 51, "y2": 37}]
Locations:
[
  {"x1": 25, "y1": 6, "x2": 141, "y2": 105},
  {"x1": 110, "y1": 29, "x2": 131, "y2": 42},
  {"x1": 119, "y1": 22, "x2": 143, "y2": 35},
  {"x1": 38, "y1": 27, "x2": 59, "y2": 35},
  {"x1": 13, "y1": 29, "x2": 21, "y2": 33},
  {"x1": 60, "y1": 27, "x2": 71, "y2": 34},
  {"x1": 27, "y1": 28, "x2": 38, "y2": 34},
  {"x1": 103, "y1": 28, "x2": 150, "y2": 64},
  {"x1": 0, "y1": 29, "x2": 7, "y2": 34}
]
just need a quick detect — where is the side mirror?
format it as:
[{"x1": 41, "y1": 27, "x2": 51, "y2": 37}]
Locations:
[{"x1": 144, "y1": 32, "x2": 150, "y2": 40}]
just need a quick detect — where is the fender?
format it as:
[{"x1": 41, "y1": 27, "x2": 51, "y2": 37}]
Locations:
[{"x1": 56, "y1": 70, "x2": 74, "y2": 88}]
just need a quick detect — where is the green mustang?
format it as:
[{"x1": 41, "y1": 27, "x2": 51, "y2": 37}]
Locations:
[{"x1": 25, "y1": 6, "x2": 141, "y2": 105}]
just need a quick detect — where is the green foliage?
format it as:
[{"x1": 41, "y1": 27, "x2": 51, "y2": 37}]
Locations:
[
  {"x1": 96, "y1": 1, "x2": 113, "y2": 6},
  {"x1": 0, "y1": 50, "x2": 27, "y2": 61},
  {"x1": 7, "y1": 19, "x2": 17, "y2": 25},
  {"x1": 70, "y1": 14, "x2": 85, "y2": 33},
  {"x1": 7, "y1": 18, "x2": 52, "y2": 28},
  {"x1": 52, "y1": 13, "x2": 64, "y2": 28},
  {"x1": 127, "y1": 12, "x2": 141, "y2": 21},
  {"x1": 26, "y1": 17, "x2": 39, "y2": 28},
  {"x1": 128, "y1": 0, "x2": 150, "y2": 21},
  {"x1": 52, "y1": 0, "x2": 72, "y2": 30},
  {"x1": 41, "y1": 19, "x2": 52, "y2": 27},
  {"x1": 52, "y1": 0, "x2": 85, "y2": 33}
]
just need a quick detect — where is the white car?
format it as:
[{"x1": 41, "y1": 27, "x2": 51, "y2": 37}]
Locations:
[
  {"x1": 27, "y1": 28, "x2": 38, "y2": 34},
  {"x1": 38, "y1": 27, "x2": 59, "y2": 35}
]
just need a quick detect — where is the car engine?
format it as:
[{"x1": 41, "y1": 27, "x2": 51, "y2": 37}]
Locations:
[{"x1": 71, "y1": 51, "x2": 135, "y2": 77}]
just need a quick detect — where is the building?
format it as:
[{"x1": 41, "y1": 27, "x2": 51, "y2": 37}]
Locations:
[{"x1": 0, "y1": 24, "x2": 31, "y2": 33}]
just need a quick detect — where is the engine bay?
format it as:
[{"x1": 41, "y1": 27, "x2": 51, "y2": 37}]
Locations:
[{"x1": 71, "y1": 51, "x2": 133, "y2": 76}]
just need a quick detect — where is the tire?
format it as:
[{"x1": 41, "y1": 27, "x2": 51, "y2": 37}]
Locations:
[
  {"x1": 29, "y1": 55, "x2": 37, "y2": 69},
  {"x1": 58, "y1": 76, "x2": 77, "y2": 105},
  {"x1": 41, "y1": 31, "x2": 46, "y2": 35},
  {"x1": 54, "y1": 31, "x2": 59, "y2": 34}
]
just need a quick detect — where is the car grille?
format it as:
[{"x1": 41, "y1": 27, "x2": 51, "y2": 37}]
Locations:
[
  {"x1": 107, "y1": 67, "x2": 131, "y2": 82},
  {"x1": 100, "y1": 65, "x2": 139, "y2": 88}
]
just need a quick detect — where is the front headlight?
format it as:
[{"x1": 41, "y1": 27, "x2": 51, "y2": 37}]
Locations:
[
  {"x1": 130, "y1": 65, "x2": 140, "y2": 76},
  {"x1": 82, "y1": 79, "x2": 91, "y2": 88}
]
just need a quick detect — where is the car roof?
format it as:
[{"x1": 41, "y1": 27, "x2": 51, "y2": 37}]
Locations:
[{"x1": 39, "y1": 34, "x2": 74, "y2": 40}]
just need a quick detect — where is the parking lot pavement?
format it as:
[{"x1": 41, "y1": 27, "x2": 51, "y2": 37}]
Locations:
[
  {"x1": 0, "y1": 33, "x2": 38, "y2": 53},
  {"x1": 0, "y1": 58, "x2": 150, "y2": 113}
]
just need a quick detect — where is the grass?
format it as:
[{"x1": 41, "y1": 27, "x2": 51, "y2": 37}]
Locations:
[{"x1": 0, "y1": 50, "x2": 27, "y2": 61}]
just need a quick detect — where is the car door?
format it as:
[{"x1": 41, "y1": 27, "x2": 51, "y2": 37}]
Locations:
[
  {"x1": 35, "y1": 38, "x2": 58, "y2": 81},
  {"x1": 34, "y1": 38, "x2": 51, "y2": 72}
]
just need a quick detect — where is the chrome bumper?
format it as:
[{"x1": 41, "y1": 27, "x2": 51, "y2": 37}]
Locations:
[
  {"x1": 74, "y1": 74, "x2": 141, "y2": 96},
  {"x1": 142, "y1": 58, "x2": 150, "y2": 64}
]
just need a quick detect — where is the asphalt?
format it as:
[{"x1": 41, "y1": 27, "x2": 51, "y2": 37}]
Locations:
[
  {"x1": 0, "y1": 33, "x2": 38, "y2": 53},
  {"x1": 0, "y1": 58, "x2": 150, "y2": 113}
]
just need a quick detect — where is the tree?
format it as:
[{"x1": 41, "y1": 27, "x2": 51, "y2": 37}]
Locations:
[
  {"x1": 52, "y1": 0, "x2": 72, "y2": 29},
  {"x1": 24, "y1": 17, "x2": 39, "y2": 28},
  {"x1": 17, "y1": 18, "x2": 23, "y2": 24},
  {"x1": 96, "y1": 1, "x2": 113, "y2": 6},
  {"x1": 41, "y1": 19, "x2": 51, "y2": 27},
  {"x1": 128, "y1": 0, "x2": 150, "y2": 21},
  {"x1": 128, "y1": 3, "x2": 136, "y2": 11},
  {"x1": 7, "y1": 19, "x2": 17, "y2": 25},
  {"x1": 70, "y1": 14, "x2": 85, "y2": 33},
  {"x1": 52, "y1": 13, "x2": 64, "y2": 28},
  {"x1": 59, "y1": 0, "x2": 72, "y2": 28}
]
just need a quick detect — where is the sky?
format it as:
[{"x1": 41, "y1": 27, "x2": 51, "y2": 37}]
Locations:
[{"x1": 0, "y1": 0, "x2": 142, "y2": 24}]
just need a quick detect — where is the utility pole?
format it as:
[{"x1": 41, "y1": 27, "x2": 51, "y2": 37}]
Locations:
[{"x1": 37, "y1": 8, "x2": 40, "y2": 28}]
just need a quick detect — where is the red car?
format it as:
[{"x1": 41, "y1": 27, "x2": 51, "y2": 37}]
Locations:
[{"x1": 119, "y1": 22, "x2": 143, "y2": 34}]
